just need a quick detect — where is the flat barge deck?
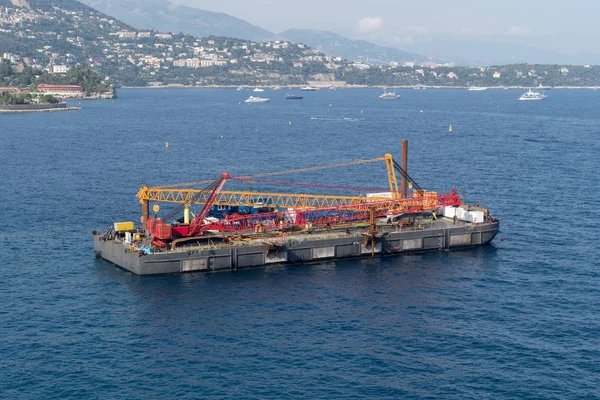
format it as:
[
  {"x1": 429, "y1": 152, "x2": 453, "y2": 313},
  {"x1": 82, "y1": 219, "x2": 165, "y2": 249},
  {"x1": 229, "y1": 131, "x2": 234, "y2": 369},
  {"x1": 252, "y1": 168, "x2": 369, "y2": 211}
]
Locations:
[
  {"x1": 94, "y1": 217, "x2": 499, "y2": 275},
  {"x1": 94, "y1": 141, "x2": 499, "y2": 275}
]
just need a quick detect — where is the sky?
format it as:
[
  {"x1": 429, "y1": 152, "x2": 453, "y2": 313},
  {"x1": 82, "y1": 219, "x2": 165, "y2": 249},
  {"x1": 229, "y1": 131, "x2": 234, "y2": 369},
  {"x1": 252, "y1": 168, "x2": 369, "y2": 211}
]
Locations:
[{"x1": 175, "y1": 0, "x2": 600, "y2": 54}]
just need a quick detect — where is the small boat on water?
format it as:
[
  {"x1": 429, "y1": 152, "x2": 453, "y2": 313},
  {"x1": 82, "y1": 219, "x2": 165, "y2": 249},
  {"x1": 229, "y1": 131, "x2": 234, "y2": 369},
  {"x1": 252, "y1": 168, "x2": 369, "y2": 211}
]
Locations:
[
  {"x1": 253, "y1": 87, "x2": 264, "y2": 92},
  {"x1": 245, "y1": 96, "x2": 270, "y2": 103},
  {"x1": 300, "y1": 86, "x2": 318, "y2": 91},
  {"x1": 236, "y1": 86, "x2": 244, "y2": 91},
  {"x1": 285, "y1": 94, "x2": 303, "y2": 100},
  {"x1": 378, "y1": 88, "x2": 400, "y2": 100},
  {"x1": 519, "y1": 89, "x2": 547, "y2": 101},
  {"x1": 468, "y1": 86, "x2": 488, "y2": 91}
]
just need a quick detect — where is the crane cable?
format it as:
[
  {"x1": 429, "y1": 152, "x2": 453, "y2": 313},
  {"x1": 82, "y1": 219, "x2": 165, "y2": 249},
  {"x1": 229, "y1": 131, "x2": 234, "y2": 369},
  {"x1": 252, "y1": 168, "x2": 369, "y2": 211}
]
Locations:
[
  {"x1": 161, "y1": 176, "x2": 222, "y2": 222},
  {"x1": 392, "y1": 160, "x2": 423, "y2": 191},
  {"x1": 156, "y1": 157, "x2": 386, "y2": 189},
  {"x1": 228, "y1": 177, "x2": 388, "y2": 192}
]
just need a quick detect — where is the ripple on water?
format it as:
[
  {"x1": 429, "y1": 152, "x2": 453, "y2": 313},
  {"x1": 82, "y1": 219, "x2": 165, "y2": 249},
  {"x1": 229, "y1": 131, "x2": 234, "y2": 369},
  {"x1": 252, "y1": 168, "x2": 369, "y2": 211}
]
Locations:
[{"x1": 1, "y1": 88, "x2": 599, "y2": 399}]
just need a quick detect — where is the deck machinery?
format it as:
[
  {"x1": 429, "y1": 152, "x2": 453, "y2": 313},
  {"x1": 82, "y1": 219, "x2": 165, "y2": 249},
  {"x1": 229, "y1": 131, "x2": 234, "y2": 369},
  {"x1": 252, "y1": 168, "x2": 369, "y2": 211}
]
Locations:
[{"x1": 94, "y1": 140, "x2": 500, "y2": 275}]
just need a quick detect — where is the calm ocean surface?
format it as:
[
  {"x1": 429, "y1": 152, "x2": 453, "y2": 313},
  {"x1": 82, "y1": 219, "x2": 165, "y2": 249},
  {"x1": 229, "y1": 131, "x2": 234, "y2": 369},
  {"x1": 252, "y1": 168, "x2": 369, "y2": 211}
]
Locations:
[{"x1": 1, "y1": 88, "x2": 599, "y2": 399}]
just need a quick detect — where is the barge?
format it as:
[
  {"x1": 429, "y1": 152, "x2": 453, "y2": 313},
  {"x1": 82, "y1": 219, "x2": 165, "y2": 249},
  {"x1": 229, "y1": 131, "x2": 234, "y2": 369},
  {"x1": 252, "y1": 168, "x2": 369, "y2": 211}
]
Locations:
[{"x1": 94, "y1": 140, "x2": 499, "y2": 275}]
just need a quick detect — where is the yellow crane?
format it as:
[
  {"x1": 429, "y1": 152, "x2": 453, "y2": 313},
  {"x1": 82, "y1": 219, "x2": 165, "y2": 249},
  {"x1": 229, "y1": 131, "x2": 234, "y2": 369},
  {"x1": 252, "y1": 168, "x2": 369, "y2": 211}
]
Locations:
[{"x1": 137, "y1": 154, "x2": 404, "y2": 226}]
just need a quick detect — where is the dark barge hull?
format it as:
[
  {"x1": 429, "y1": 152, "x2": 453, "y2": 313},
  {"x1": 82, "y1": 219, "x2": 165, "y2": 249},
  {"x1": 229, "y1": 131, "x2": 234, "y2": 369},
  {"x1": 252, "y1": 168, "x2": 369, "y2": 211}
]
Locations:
[{"x1": 94, "y1": 220, "x2": 499, "y2": 276}]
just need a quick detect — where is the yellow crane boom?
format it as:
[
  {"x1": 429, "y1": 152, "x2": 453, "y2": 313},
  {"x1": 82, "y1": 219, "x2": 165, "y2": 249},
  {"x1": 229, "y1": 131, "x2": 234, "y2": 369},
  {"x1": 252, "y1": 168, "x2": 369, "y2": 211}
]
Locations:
[
  {"x1": 138, "y1": 188, "x2": 380, "y2": 208},
  {"x1": 137, "y1": 155, "x2": 401, "y2": 225}
]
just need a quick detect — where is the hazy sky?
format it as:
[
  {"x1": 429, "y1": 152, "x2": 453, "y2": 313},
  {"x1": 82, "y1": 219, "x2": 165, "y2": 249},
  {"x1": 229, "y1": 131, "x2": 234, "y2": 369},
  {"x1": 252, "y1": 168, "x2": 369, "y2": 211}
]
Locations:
[{"x1": 176, "y1": 0, "x2": 599, "y2": 54}]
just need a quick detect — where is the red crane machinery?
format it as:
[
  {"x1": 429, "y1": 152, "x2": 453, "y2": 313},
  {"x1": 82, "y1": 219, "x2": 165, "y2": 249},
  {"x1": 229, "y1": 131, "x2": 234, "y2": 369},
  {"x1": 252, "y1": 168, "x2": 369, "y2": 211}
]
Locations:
[{"x1": 141, "y1": 144, "x2": 461, "y2": 248}]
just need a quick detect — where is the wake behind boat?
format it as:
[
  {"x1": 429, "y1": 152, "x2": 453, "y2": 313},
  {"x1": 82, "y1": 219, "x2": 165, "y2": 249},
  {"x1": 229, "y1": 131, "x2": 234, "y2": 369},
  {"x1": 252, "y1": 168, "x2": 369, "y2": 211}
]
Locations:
[
  {"x1": 519, "y1": 89, "x2": 546, "y2": 101},
  {"x1": 245, "y1": 96, "x2": 270, "y2": 103}
]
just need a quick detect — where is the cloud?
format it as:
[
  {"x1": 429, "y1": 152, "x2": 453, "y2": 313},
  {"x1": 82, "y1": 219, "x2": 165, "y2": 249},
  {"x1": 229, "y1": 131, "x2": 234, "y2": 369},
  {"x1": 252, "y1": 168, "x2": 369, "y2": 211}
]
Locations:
[
  {"x1": 358, "y1": 17, "x2": 384, "y2": 33},
  {"x1": 411, "y1": 26, "x2": 428, "y2": 36},
  {"x1": 508, "y1": 25, "x2": 531, "y2": 36},
  {"x1": 391, "y1": 35, "x2": 415, "y2": 44},
  {"x1": 459, "y1": 27, "x2": 491, "y2": 37}
]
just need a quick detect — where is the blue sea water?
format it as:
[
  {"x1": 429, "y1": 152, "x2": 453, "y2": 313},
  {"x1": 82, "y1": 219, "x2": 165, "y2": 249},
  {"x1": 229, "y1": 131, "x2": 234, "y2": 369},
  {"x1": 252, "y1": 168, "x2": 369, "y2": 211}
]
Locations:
[{"x1": 1, "y1": 88, "x2": 599, "y2": 399}]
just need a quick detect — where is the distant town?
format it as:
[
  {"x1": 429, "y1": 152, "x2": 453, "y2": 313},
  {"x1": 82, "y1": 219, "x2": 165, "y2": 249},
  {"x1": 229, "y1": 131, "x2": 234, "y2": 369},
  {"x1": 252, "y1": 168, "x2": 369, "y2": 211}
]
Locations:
[{"x1": 1, "y1": 2, "x2": 599, "y2": 88}]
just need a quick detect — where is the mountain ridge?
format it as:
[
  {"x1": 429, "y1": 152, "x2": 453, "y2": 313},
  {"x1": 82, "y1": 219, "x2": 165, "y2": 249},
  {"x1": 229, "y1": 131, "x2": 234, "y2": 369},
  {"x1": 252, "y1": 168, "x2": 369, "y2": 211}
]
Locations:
[
  {"x1": 78, "y1": 0, "x2": 430, "y2": 64},
  {"x1": 78, "y1": 0, "x2": 276, "y2": 41},
  {"x1": 279, "y1": 28, "x2": 430, "y2": 64}
]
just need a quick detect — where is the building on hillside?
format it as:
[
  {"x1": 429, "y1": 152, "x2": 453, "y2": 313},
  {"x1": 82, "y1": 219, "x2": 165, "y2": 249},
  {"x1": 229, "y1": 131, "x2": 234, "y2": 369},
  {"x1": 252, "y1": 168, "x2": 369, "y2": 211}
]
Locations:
[
  {"x1": 118, "y1": 31, "x2": 137, "y2": 39},
  {"x1": 3, "y1": 52, "x2": 19, "y2": 62},
  {"x1": 52, "y1": 65, "x2": 68, "y2": 74},
  {"x1": 37, "y1": 84, "x2": 84, "y2": 97},
  {"x1": 351, "y1": 62, "x2": 370, "y2": 70},
  {"x1": 0, "y1": 87, "x2": 22, "y2": 94}
]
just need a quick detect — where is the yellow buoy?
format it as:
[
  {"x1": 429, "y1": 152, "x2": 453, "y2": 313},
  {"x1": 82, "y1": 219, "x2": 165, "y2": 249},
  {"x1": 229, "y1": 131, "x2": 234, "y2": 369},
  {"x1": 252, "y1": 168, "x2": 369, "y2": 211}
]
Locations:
[
  {"x1": 165, "y1": 142, "x2": 169, "y2": 148},
  {"x1": 152, "y1": 204, "x2": 160, "y2": 213},
  {"x1": 449, "y1": 124, "x2": 453, "y2": 132}
]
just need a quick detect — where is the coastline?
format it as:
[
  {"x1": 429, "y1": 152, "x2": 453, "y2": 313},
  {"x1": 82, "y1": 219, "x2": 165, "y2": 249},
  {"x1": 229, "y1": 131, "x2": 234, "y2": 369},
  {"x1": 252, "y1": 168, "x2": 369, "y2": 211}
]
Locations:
[
  {"x1": 0, "y1": 106, "x2": 81, "y2": 114},
  {"x1": 120, "y1": 84, "x2": 600, "y2": 90}
]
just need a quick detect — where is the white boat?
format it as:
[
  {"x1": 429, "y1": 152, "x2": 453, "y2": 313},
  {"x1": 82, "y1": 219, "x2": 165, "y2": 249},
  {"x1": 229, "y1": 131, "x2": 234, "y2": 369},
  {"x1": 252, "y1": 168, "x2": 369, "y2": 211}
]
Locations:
[
  {"x1": 468, "y1": 86, "x2": 488, "y2": 91},
  {"x1": 519, "y1": 89, "x2": 547, "y2": 101},
  {"x1": 244, "y1": 96, "x2": 270, "y2": 103},
  {"x1": 378, "y1": 88, "x2": 400, "y2": 99},
  {"x1": 253, "y1": 87, "x2": 264, "y2": 92},
  {"x1": 236, "y1": 86, "x2": 243, "y2": 91},
  {"x1": 300, "y1": 86, "x2": 318, "y2": 91}
]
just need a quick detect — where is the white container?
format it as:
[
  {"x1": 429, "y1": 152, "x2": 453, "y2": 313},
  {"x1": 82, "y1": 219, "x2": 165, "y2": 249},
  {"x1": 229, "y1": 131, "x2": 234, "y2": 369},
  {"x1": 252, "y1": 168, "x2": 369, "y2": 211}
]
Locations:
[
  {"x1": 443, "y1": 206, "x2": 457, "y2": 218},
  {"x1": 367, "y1": 192, "x2": 393, "y2": 199},
  {"x1": 464, "y1": 211, "x2": 484, "y2": 223},
  {"x1": 456, "y1": 207, "x2": 466, "y2": 220}
]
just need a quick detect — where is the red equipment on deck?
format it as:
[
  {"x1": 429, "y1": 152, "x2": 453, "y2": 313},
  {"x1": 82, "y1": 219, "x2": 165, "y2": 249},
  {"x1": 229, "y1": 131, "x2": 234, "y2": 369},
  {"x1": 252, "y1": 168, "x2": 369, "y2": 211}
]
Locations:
[
  {"x1": 142, "y1": 145, "x2": 462, "y2": 247},
  {"x1": 147, "y1": 173, "x2": 229, "y2": 246},
  {"x1": 200, "y1": 190, "x2": 461, "y2": 234}
]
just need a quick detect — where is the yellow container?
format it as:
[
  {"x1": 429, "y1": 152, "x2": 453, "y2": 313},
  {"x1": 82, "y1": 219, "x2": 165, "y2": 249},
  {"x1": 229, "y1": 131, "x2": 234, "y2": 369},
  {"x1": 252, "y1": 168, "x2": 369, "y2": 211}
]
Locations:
[
  {"x1": 133, "y1": 233, "x2": 142, "y2": 241},
  {"x1": 114, "y1": 221, "x2": 135, "y2": 232}
]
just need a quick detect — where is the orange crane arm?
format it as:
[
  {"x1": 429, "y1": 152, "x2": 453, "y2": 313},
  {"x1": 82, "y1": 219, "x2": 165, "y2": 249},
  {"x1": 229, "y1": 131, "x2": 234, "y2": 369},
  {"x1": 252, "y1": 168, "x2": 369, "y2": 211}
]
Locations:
[
  {"x1": 384, "y1": 153, "x2": 399, "y2": 198},
  {"x1": 137, "y1": 188, "x2": 388, "y2": 208},
  {"x1": 136, "y1": 155, "x2": 405, "y2": 211},
  {"x1": 188, "y1": 173, "x2": 229, "y2": 236}
]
